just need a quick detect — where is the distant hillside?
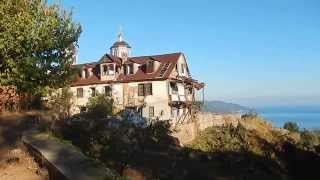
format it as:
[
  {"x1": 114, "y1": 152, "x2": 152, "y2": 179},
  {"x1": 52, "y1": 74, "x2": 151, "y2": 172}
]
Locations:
[{"x1": 202, "y1": 100, "x2": 252, "y2": 113}]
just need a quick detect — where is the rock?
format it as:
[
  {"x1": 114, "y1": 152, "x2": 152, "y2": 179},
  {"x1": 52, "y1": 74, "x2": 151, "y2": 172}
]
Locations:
[{"x1": 122, "y1": 166, "x2": 146, "y2": 180}]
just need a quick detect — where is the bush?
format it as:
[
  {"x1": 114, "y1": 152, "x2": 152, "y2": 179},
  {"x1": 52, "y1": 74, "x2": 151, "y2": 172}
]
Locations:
[
  {"x1": 189, "y1": 124, "x2": 250, "y2": 153},
  {"x1": 300, "y1": 129, "x2": 318, "y2": 149},
  {"x1": 87, "y1": 93, "x2": 114, "y2": 118},
  {"x1": 49, "y1": 87, "x2": 74, "y2": 116},
  {"x1": 283, "y1": 121, "x2": 299, "y2": 132}
]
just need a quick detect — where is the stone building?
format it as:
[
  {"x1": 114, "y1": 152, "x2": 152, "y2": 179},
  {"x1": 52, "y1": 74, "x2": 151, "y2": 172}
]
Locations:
[{"x1": 70, "y1": 31, "x2": 204, "y2": 122}]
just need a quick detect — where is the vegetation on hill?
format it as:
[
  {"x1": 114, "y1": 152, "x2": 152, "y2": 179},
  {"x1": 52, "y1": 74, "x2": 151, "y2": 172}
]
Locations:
[
  {"x1": 283, "y1": 121, "x2": 299, "y2": 133},
  {"x1": 43, "y1": 98, "x2": 320, "y2": 180},
  {"x1": 202, "y1": 100, "x2": 252, "y2": 113},
  {"x1": 3, "y1": 95, "x2": 319, "y2": 180},
  {"x1": 189, "y1": 114, "x2": 320, "y2": 180}
]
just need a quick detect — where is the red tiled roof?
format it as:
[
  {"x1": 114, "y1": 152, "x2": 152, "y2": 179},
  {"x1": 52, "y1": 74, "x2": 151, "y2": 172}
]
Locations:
[
  {"x1": 71, "y1": 52, "x2": 184, "y2": 86},
  {"x1": 99, "y1": 54, "x2": 122, "y2": 65}
]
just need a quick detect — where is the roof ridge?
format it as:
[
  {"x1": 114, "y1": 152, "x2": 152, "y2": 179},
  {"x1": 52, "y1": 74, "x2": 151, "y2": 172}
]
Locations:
[{"x1": 130, "y1": 52, "x2": 182, "y2": 58}]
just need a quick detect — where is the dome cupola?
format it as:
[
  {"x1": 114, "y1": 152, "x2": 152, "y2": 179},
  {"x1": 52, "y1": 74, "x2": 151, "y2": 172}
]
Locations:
[{"x1": 110, "y1": 27, "x2": 131, "y2": 58}]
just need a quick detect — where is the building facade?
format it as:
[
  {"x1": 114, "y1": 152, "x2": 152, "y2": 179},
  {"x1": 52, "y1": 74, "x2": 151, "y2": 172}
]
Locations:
[{"x1": 70, "y1": 32, "x2": 204, "y2": 123}]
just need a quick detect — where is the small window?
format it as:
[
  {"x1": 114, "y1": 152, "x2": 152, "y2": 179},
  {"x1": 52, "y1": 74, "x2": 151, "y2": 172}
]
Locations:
[
  {"x1": 105, "y1": 86, "x2": 112, "y2": 96},
  {"x1": 149, "y1": 106, "x2": 154, "y2": 118},
  {"x1": 121, "y1": 52, "x2": 127, "y2": 57},
  {"x1": 85, "y1": 69, "x2": 89, "y2": 78},
  {"x1": 103, "y1": 65, "x2": 108, "y2": 75},
  {"x1": 123, "y1": 65, "x2": 127, "y2": 75},
  {"x1": 181, "y1": 64, "x2": 185, "y2": 74},
  {"x1": 107, "y1": 64, "x2": 114, "y2": 75},
  {"x1": 146, "y1": 61, "x2": 154, "y2": 73},
  {"x1": 170, "y1": 82, "x2": 178, "y2": 94},
  {"x1": 145, "y1": 83, "x2": 152, "y2": 95},
  {"x1": 77, "y1": 88, "x2": 83, "y2": 98},
  {"x1": 129, "y1": 64, "x2": 134, "y2": 74},
  {"x1": 90, "y1": 87, "x2": 96, "y2": 97},
  {"x1": 138, "y1": 83, "x2": 152, "y2": 96},
  {"x1": 138, "y1": 84, "x2": 144, "y2": 96}
]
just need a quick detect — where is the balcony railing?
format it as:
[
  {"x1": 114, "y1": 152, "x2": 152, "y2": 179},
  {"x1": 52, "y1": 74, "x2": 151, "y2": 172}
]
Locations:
[
  {"x1": 125, "y1": 97, "x2": 145, "y2": 107},
  {"x1": 169, "y1": 94, "x2": 194, "y2": 106}
]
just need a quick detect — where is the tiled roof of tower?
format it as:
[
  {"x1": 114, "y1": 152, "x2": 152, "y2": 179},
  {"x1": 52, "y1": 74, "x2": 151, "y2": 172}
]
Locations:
[{"x1": 71, "y1": 52, "x2": 182, "y2": 86}]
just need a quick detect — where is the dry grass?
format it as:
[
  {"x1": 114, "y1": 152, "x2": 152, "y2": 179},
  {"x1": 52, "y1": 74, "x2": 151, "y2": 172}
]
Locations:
[
  {"x1": 0, "y1": 111, "x2": 51, "y2": 180},
  {"x1": 0, "y1": 147, "x2": 47, "y2": 180}
]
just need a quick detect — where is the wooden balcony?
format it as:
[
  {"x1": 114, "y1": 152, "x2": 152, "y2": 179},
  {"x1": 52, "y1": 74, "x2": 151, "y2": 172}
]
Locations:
[
  {"x1": 169, "y1": 94, "x2": 194, "y2": 106},
  {"x1": 124, "y1": 97, "x2": 145, "y2": 107}
]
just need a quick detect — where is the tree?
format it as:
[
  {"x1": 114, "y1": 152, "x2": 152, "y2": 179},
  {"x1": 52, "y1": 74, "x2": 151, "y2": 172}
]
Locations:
[
  {"x1": 86, "y1": 93, "x2": 114, "y2": 118},
  {"x1": 283, "y1": 121, "x2": 299, "y2": 132},
  {"x1": 50, "y1": 86, "x2": 74, "y2": 116},
  {"x1": 0, "y1": 0, "x2": 81, "y2": 95}
]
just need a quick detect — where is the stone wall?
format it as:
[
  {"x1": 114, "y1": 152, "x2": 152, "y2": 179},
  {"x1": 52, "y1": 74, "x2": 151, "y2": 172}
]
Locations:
[
  {"x1": 0, "y1": 86, "x2": 19, "y2": 112},
  {"x1": 172, "y1": 112, "x2": 241, "y2": 145},
  {"x1": 196, "y1": 112, "x2": 240, "y2": 130}
]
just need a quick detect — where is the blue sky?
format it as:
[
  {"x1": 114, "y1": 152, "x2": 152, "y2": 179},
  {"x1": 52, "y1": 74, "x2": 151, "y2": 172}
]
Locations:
[{"x1": 58, "y1": 0, "x2": 320, "y2": 107}]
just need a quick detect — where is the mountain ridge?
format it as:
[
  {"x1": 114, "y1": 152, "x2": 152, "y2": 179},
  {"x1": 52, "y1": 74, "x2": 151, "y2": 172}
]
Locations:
[{"x1": 202, "y1": 100, "x2": 252, "y2": 113}]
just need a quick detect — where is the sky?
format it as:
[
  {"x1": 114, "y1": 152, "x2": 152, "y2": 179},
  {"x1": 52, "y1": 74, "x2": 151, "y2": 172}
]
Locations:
[{"x1": 56, "y1": 0, "x2": 320, "y2": 107}]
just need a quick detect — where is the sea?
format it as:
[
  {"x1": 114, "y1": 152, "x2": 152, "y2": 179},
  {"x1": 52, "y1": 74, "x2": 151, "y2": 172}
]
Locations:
[{"x1": 256, "y1": 106, "x2": 320, "y2": 129}]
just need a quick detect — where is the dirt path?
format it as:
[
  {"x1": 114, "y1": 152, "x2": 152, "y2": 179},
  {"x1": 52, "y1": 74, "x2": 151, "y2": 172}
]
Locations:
[{"x1": 0, "y1": 112, "x2": 48, "y2": 180}]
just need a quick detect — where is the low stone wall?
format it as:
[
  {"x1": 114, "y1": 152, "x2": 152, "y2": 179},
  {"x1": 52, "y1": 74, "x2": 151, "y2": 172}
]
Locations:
[
  {"x1": 172, "y1": 121, "x2": 198, "y2": 145},
  {"x1": 22, "y1": 131, "x2": 120, "y2": 180},
  {"x1": 172, "y1": 112, "x2": 241, "y2": 145},
  {"x1": 196, "y1": 112, "x2": 240, "y2": 130}
]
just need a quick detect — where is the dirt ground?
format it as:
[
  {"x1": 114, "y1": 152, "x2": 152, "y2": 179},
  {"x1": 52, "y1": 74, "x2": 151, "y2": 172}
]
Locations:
[{"x1": 0, "y1": 112, "x2": 48, "y2": 180}]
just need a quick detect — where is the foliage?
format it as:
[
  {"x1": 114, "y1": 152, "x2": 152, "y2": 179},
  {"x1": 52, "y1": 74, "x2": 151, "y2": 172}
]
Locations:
[
  {"x1": 56, "y1": 115, "x2": 178, "y2": 166},
  {"x1": 189, "y1": 124, "x2": 250, "y2": 153},
  {"x1": 49, "y1": 87, "x2": 74, "y2": 116},
  {"x1": 86, "y1": 93, "x2": 114, "y2": 118},
  {"x1": 0, "y1": 0, "x2": 81, "y2": 95},
  {"x1": 241, "y1": 112, "x2": 258, "y2": 119},
  {"x1": 300, "y1": 129, "x2": 319, "y2": 149},
  {"x1": 51, "y1": 112, "x2": 320, "y2": 180},
  {"x1": 283, "y1": 121, "x2": 299, "y2": 132}
]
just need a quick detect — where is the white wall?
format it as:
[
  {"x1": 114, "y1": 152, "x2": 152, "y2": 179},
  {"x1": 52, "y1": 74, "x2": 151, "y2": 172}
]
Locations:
[
  {"x1": 125, "y1": 80, "x2": 171, "y2": 120},
  {"x1": 70, "y1": 80, "x2": 171, "y2": 119},
  {"x1": 70, "y1": 83, "x2": 123, "y2": 114}
]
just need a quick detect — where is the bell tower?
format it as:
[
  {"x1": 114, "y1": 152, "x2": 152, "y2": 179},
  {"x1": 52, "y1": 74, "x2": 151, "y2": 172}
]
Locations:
[{"x1": 110, "y1": 27, "x2": 131, "y2": 59}]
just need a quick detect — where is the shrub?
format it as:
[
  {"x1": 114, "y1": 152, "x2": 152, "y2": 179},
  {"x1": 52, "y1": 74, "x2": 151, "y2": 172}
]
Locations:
[
  {"x1": 86, "y1": 93, "x2": 114, "y2": 118},
  {"x1": 49, "y1": 87, "x2": 74, "y2": 117},
  {"x1": 283, "y1": 121, "x2": 299, "y2": 132},
  {"x1": 189, "y1": 124, "x2": 250, "y2": 153},
  {"x1": 300, "y1": 129, "x2": 318, "y2": 148}
]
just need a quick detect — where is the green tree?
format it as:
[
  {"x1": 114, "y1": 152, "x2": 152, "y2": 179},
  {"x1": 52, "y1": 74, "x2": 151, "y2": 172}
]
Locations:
[
  {"x1": 0, "y1": 0, "x2": 81, "y2": 95},
  {"x1": 50, "y1": 87, "x2": 74, "y2": 116},
  {"x1": 87, "y1": 93, "x2": 114, "y2": 118},
  {"x1": 283, "y1": 121, "x2": 299, "y2": 132}
]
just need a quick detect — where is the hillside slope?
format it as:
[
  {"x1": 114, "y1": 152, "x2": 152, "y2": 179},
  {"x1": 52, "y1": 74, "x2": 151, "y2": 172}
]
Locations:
[{"x1": 202, "y1": 100, "x2": 252, "y2": 113}]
